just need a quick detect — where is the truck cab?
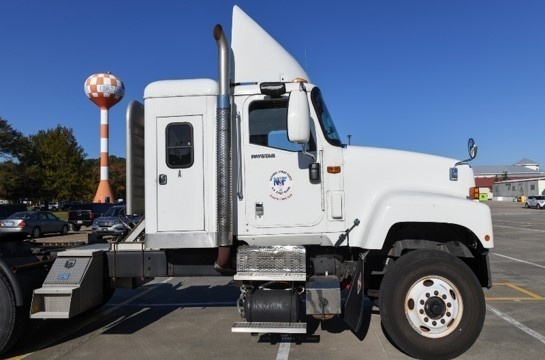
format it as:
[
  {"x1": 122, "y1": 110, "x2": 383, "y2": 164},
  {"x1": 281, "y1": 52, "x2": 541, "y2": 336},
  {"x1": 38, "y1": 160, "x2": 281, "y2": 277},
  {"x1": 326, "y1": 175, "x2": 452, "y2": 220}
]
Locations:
[{"x1": 139, "y1": 79, "x2": 348, "y2": 248}]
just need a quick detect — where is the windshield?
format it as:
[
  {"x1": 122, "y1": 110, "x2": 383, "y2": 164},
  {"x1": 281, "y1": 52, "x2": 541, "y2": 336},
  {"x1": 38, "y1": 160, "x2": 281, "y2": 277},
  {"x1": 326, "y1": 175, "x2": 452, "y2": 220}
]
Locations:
[
  {"x1": 103, "y1": 206, "x2": 125, "y2": 217},
  {"x1": 311, "y1": 87, "x2": 342, "y2": 147},
  {"x1": 8, "y1": 211, "x2": 32, "y2": 219}
]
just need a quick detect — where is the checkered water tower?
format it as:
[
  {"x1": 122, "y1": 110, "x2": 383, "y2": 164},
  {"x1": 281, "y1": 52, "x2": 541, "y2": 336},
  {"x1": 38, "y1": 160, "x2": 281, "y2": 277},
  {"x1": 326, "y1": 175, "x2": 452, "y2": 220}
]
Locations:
[{"x1": 84, "y1": 73, "x2": 125, "y2": 203}]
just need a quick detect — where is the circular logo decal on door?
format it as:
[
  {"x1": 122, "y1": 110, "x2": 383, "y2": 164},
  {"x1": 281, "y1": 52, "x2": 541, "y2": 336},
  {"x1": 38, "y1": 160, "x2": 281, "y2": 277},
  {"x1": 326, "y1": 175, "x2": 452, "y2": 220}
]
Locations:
[{"x1": 269, "y1": 170, "x2": 294, "y2": 200}]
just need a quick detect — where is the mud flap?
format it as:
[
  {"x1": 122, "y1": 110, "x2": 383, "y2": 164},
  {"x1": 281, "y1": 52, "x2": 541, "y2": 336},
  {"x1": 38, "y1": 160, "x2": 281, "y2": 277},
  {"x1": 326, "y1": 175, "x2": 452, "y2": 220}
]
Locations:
[{"x1": 343, "y1": 252, "x2": 366, "y2": 333}]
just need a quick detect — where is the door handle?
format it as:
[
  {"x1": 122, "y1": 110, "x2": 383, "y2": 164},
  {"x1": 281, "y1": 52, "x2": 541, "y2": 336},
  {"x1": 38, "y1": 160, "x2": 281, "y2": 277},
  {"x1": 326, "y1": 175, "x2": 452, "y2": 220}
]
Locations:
[{"x1": 159, "y1": 174, "x2": 167, "y2": 185}]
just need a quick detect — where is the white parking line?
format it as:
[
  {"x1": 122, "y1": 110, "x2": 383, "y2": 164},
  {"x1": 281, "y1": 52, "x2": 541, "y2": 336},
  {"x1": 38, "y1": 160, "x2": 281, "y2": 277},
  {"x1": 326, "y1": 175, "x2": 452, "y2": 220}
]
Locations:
[
  {"x1": 492, "y1": 253, "x2": 545, "y2": 270},
  {"x1": 493, "y1": 224, "x2": 545, "y2": 233},
  {"x1": 119, "y1": 302, "x2": 236, "y2": 307},
  {"x1": 486, "y1": 304, "x2": 545, "y2": 345},
  {"x1": 276, "y1": 342, "x2": 291, "y2": 360}
]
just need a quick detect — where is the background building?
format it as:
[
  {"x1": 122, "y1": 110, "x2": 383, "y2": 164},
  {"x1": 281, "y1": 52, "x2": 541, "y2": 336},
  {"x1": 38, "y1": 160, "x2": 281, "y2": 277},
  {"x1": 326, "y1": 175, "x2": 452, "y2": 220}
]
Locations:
[{"x1": 474, "y1": 158, "x2": 545, "y2": 201}]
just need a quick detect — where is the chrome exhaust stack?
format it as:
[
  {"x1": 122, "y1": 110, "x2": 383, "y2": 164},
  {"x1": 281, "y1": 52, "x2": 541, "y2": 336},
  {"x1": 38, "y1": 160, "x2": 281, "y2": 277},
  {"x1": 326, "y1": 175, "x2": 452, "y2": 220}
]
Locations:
[{"x1": 213, "y1": 25, "x2": 233, "y2": 271}]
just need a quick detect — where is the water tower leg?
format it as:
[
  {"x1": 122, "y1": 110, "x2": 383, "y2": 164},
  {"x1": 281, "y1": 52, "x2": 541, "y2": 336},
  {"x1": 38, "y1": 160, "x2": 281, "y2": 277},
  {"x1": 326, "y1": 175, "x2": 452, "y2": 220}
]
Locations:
[
  {"x1": 93, "y1": 109, "x2": 115, "y2": 203},
  {"x1": 94, "y1": 180, "x2": 114, "y2": 203}
]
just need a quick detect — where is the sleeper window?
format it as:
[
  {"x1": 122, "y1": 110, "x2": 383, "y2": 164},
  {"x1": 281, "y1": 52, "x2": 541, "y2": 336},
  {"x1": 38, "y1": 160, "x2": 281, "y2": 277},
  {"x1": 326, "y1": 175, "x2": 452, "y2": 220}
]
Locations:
[{"x1": 166, "y1": 123, "x2": 193, "y2": 168}]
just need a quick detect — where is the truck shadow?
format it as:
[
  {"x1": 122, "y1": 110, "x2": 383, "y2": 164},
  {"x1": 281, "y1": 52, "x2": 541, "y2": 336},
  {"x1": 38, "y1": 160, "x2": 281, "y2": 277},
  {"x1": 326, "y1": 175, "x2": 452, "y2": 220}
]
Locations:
[
  {"x1": 6, "y1": 281, "x2": 240, "y2": 357},
  {"x1": 7, "y1": 282, "x2": 378, "y2": 357}
]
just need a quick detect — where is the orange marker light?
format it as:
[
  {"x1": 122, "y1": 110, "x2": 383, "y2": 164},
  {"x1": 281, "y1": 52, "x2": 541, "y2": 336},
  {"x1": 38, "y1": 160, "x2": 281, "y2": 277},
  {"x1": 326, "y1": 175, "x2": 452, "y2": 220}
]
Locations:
[
  {"x1": 469, "y1": 187, "x2": 479, "y2": 199},
  {"x1": 327, "y1": 166, "x2": 341, "y2": 174}
]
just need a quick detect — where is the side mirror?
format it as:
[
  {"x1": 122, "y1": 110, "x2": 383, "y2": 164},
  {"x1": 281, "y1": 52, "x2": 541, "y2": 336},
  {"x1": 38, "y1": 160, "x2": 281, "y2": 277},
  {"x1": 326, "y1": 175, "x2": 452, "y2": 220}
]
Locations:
[
  {"x1": 287, "y1": 89, "x2": 310, "y2": 144},
  {"x1": 309, "y1": 162, "x2": 321, "y2": 184},
  {"x1": 468, "y1": 138, "x2": 477, "y2": 160}
]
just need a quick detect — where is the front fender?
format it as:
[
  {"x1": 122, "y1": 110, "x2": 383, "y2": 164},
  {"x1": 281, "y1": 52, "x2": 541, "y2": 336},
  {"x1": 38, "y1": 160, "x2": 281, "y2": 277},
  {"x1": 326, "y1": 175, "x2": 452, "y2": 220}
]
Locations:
[{"x1": 350, "y1": 192, "x2": 494, "y2": 250}]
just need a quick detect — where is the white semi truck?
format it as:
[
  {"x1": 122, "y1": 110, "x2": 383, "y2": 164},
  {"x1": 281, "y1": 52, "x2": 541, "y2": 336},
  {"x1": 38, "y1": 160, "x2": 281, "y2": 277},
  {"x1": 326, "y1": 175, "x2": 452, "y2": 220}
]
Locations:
[{"x1": 0, "y1": 6, "x2": 493, "y2": 359}]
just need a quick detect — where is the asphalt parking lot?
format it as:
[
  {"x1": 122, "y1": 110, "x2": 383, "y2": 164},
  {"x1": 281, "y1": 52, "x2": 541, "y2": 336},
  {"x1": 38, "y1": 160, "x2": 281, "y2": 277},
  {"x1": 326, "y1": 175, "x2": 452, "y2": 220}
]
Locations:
[{"x1": 5, "y1": 201, "x2": 545, "y2": 359}]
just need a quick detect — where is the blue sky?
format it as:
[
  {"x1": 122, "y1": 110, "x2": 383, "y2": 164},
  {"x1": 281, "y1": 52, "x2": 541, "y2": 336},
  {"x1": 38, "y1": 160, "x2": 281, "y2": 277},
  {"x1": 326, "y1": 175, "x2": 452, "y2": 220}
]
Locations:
[{"x1": 1, "y1": 1, "x2": 544, "y2": 167}]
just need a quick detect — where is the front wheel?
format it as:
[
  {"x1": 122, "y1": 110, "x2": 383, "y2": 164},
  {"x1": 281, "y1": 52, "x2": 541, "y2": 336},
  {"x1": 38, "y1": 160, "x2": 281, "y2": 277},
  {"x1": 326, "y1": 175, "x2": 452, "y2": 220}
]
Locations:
[{"x1": 379, "y1": 250, "x2": 485, "y2": 360}]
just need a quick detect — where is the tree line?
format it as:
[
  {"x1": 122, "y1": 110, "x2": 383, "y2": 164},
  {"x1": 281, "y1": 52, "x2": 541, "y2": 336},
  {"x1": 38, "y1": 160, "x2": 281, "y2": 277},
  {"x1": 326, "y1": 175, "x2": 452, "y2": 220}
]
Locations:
[{"x1": 0, "y1": 117, "x2": 126, "y2": 205}]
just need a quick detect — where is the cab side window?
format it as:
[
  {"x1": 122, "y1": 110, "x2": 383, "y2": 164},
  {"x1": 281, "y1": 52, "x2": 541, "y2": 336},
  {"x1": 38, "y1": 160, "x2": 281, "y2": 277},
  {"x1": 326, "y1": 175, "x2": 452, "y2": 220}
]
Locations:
[
  {"x1": 249, "y1": 99, "x2": 315, "y2": 151},
  {"x1": 166, "y1": 123, "x2": 193, "y2": 168}
]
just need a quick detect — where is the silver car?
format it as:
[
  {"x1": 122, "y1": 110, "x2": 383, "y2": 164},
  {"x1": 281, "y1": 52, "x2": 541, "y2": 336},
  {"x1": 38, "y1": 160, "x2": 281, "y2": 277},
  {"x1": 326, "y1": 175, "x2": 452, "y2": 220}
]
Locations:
[
  {"x1": 0, "y1": 211, "x2": 70, "y2": 239},
  {"x1": 91, "y1": 205, "x2": 129, "y2": 240},
  {"x1": 525, "y1": 195, "x2": 545, "y2": 209}
]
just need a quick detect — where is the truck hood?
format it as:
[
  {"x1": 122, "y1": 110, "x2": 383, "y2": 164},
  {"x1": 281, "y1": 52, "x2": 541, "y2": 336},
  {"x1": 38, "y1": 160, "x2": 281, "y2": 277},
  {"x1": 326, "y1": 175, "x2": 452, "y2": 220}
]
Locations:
[{"x1": 343, "y1": 145, "x2": 475, "y2": 200}]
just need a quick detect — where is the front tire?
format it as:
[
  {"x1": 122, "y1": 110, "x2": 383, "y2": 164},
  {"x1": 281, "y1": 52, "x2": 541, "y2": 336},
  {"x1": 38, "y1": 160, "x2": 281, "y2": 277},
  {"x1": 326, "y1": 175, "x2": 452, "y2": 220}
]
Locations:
[
  {"x1": 61, "y1": 225, "x2": 69, "y2": 235},
  {"x1": 379, "y1": 250, "x2": 485, "y2": 360}
]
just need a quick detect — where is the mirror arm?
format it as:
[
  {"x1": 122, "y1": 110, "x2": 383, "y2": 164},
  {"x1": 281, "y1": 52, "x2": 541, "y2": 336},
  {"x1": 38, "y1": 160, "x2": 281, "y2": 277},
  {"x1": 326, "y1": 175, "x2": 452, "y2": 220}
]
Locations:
[
  {"x1": 301, "y1": 145, "x2": 321, "y2": 184},
  {"x1": 301, "y1": 144, "x2": 316, "y2": 163},
  {"x1": 454, "y1": 158, "x2": 473, "y2": 167},
  {"x1": 454, "y1": 138, "x2": 478, "y2": 167}
]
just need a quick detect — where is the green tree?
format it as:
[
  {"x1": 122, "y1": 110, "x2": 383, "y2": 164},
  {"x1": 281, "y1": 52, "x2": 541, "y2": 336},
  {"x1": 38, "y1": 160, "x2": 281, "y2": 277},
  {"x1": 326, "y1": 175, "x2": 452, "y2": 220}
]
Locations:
[
  {"x1": 109, "y1": 156, "x2": 127, "y2": 201},
  {"x1": 80, "y1": 158, "x2": 98, "y2": 201},
  {"x1": 0, "y1": 120, "x2": 126, "y2": 204},
  {"x1": 0, "y1": 117, "x2": 28, "y2": 160},
  {"x1": 0, "y1": 118, "x2": 31, "y2": 201},
  {"x1": 21, "y1": 126, "x2": 89, "y2": 203},
  {"x1": 0, "y1": 161, "x2": 36, "y2": 202}
]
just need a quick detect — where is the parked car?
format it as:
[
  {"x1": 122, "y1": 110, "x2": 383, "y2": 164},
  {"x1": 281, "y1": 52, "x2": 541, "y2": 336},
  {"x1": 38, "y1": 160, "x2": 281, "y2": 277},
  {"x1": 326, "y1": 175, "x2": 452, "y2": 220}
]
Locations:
[
  {"x1": 525, "y1": 195, "x2": 545, "y2": 209},
  {"x1": 0, "y1": 211, "x2": 70, "y2": 239},
  {"x1": 91, "y1": 205, "x2": 141, "y2": 240},
  {"x1": 48, "y1": 202, "x2": 60, "y2": 211}
]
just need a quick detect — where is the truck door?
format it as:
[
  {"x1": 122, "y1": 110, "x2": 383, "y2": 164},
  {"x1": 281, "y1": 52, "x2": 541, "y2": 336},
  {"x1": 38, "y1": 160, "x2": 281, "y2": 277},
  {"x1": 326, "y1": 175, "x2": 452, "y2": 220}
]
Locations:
[
  {"x1": 242, "y1": 96, "x2": 324, "y2": 229},
  {"x1": 156, "y1": 116, "x2": 204, "y2": 231}
]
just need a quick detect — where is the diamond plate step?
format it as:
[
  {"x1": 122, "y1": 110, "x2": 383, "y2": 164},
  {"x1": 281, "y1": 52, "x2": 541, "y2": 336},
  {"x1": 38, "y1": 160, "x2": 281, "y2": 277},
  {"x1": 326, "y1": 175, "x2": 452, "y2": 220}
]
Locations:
[
  {"x1": 233, "y1": 271, "x2": 306, "y2": 281},
  {"x1": 232, "y1": 322, "x2": 307, "y2": 334}
]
